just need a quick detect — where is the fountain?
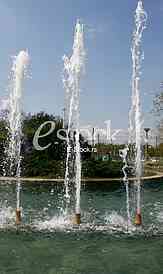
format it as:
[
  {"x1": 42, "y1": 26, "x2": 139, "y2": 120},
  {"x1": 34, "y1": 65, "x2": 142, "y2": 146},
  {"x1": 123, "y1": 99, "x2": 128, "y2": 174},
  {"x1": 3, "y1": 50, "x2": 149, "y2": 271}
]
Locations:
[
  {"x1": 0, "y1": 1, "x2": 154, "y2": 235},
  {"x1": 1, "y1": 3, "x2": 163, "y2": 273},
  {"x1": 129, "y1": 0, "x2": 147, "y2": 226},
  {"x1": 4, "y1": 50, "x2": 30, "y2": 224},
  {"x1": 63, "y1": 20, "x2": 85, "y2": 224}
]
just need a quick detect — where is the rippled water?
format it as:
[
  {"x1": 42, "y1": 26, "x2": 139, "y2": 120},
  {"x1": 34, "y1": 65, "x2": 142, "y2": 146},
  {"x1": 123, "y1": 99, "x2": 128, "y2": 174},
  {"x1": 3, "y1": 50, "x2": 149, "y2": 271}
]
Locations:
[{"x1": 0, "y1": 180, "x2": 163, "y2": 273}]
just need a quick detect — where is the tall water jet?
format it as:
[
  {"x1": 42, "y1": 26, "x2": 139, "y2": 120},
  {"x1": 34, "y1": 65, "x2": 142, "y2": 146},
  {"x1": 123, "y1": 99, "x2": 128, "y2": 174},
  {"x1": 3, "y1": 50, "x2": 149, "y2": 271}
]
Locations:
[
  {"x1": 63, "y1": 20, "x2": 85, "y2": 224},
  {"x1": 129, "y1": 0, "x2": 147, "y2": 226},
  {"x1": 5, "y1": 50, "x2": 30, "y2": 224}
]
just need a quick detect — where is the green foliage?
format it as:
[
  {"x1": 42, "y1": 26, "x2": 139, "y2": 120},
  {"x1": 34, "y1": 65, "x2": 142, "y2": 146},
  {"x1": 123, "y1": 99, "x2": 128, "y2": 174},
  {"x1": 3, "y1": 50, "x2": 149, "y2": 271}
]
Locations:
[
  {"x1": 147, "y1": 144, "x2": 163, "y2": 158},
  {"x1": 94, "y1": 143, "x2": 125, "y2": 160},
  {"x1": 82, "y1": 159, "x2": 123, "y2": 178},
  {"x1": 22, "y1": 112, "x2": 66, "y2": 177},
  {"x1": 0, "y1": 112, "x2": 124, "y2": 178}
]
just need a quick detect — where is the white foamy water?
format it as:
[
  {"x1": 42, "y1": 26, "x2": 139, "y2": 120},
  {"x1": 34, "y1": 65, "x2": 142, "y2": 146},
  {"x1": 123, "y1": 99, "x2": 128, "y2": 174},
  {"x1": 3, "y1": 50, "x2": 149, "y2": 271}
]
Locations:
[
  {"x1": 33, "y1": 215, "x2": 72, "y2": 231},
  {"x1": 0, "y1": 205, "x2": 15, "y2": 228},
  {"x1": 105, "y1": 211, "x2": 136, "y2": 233},
  {"x1": 157, "y1": 212, "x2": 163, "y2": 222}
]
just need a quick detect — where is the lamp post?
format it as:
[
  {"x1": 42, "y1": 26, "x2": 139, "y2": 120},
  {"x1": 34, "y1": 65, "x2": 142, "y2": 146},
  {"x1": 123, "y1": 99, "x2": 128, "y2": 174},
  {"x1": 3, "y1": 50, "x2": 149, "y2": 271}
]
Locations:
[
  {"x1": 92, "y1": 127, "x2": 95, "y2": 146},
  {"x1": 144, "y1": 128, "x2": 150, "y2": 160},
  {"x1": 62, "y1": 107, "x2": 66, "y2": 129}
]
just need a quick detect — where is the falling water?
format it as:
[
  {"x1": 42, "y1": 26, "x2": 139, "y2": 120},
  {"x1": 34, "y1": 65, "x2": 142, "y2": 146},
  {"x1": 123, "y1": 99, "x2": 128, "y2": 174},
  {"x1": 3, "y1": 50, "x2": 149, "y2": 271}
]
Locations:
[
  {"x1": 129, "y1": 1, "x2": 147, "y2": 218},
  {"x1": 63, "y1": 20, "x2": 85, "y2": 216},
  {"x1": 119, "y1": 148, "x2": 131, "y2": 228},
  {"x1": 6, "y1": 50, "x2": 29, "y2": 210}
]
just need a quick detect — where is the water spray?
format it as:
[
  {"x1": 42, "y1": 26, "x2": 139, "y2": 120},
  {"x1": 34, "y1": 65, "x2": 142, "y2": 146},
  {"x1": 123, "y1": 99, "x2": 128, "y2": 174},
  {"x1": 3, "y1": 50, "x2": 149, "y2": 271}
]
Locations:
[
  {"x1": 63, "y1": 20, "x2": 85, "y2": 225},
  {"x1": 130, "y1": 0, "x2": 147, "y2": 226},
  {"x1": 6, "y1": 50, "x2": 29, "y2": 225},
  {"x1": 119, "y1": 148, "x2": 131, "y2": 229}
]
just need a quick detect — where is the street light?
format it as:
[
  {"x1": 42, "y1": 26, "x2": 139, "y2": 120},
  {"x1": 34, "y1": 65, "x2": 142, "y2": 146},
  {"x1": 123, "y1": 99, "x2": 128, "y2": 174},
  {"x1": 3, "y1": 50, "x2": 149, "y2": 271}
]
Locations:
[{"x1": 144, "y1": 128, "x2": 150, "y2": 160}]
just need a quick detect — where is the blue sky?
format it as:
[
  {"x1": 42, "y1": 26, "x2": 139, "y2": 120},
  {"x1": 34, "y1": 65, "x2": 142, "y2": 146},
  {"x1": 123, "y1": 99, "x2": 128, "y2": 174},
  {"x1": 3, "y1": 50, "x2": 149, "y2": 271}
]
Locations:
[{"x1": 0, "y1": 0, "x2": 163, "y2": 129}]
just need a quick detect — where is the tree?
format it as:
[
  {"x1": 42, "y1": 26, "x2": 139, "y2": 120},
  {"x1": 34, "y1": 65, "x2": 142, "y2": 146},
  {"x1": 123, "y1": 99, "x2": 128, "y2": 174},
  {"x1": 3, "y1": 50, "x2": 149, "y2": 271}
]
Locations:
[{"x1": 22, "y1": 112, "x2": 66, "y2": 177}]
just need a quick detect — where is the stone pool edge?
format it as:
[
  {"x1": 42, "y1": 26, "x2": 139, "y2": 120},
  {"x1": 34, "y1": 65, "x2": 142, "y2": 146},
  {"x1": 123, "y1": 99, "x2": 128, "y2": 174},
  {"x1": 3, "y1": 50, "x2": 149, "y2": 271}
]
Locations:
[{"x1": 0, "y1": 173, "x2": 163, "y2": 183}]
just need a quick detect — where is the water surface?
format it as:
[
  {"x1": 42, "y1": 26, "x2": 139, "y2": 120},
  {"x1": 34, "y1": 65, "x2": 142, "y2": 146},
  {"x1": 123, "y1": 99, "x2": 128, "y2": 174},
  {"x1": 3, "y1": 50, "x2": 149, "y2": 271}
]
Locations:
[{"x1": 0, "y1": 180, "x2": 163, "y2": 274}]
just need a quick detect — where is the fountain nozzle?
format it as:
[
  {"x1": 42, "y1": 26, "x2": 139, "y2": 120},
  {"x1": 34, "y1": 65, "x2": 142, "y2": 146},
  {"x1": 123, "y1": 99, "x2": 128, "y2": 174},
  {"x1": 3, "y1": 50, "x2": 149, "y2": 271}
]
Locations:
[
  {"x1": 134, "y1": 212, "x2": 142, "y2": 226},
  {"x1": 16, "y1": 208, "x2": 21, "y2": 225},
  {"x1": 74, "y1": 213, "x2": 81, "y2": 225}
]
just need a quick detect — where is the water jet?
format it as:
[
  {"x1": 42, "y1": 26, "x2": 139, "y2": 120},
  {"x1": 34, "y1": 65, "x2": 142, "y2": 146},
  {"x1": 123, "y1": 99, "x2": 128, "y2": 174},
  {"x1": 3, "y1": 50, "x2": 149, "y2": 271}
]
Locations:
[
  {"x1": 129, "y1": 0, "x2": 147, "y2": 226},
  {"x1": 4, "y1": 50, "x2": 30, "y2": 225},
  {"x1": 63, "y1": 20, "x2": 85, "y2": 221}
]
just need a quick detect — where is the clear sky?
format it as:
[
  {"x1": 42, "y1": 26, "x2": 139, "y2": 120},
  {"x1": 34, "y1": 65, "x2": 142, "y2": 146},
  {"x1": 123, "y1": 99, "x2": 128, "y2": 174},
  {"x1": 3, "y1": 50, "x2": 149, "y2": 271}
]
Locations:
[{"x1": 0, "y1": 0, "x2": 163, "y2": 130}]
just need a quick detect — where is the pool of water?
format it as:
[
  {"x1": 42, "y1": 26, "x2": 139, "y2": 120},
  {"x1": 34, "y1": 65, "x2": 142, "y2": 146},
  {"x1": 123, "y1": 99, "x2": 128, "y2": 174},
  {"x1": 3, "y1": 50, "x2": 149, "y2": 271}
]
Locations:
[{"x1": 0, "y1": 180, "x2": 163, "y2": 273}]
